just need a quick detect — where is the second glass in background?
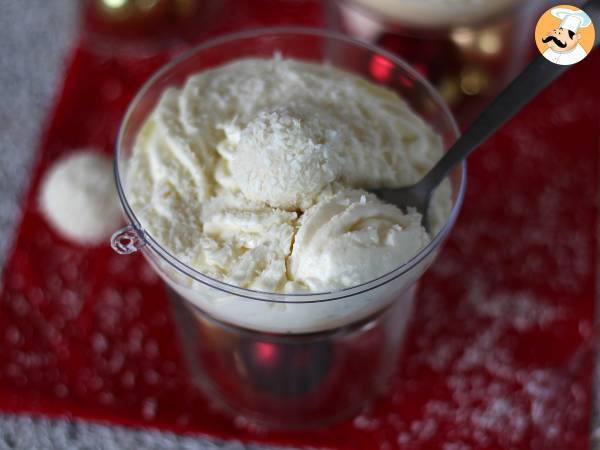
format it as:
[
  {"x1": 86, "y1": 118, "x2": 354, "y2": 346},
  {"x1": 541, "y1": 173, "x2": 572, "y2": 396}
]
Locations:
[{"x1": 327, "y1": 0, "x2": 544, "y2": 126}]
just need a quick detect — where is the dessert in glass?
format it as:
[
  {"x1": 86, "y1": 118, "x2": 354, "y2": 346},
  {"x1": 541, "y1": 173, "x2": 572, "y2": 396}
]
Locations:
[
  {"x1": 327, "y1": 0, "x2": 541, "y2": 125},
  {"x1": 111, "y1": 28, "x2": 466, "y2": 428}
]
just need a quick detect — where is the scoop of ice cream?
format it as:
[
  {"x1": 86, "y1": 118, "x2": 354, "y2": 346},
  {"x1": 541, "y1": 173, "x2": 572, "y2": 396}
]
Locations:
[
  {"x1": 217, "y1": 104, "x2": 344, "y2": 210},
  {"x1": 288, "y1": 189, "x2": 430, "y2": 291},
  {"x1": 197, "y1": 191, "x2": 297, "y2": 291},
  {"x1": 39, "y1": 151, "x2": 122, "y2": 245},
  {"x1": 126, "y1": 89, "x2": 215, "y2": 258}
]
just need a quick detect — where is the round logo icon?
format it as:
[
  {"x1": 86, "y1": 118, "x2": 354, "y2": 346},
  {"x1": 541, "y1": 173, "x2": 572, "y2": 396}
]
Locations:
[{"x1": 535, "y1": 4, "x2": 595, "y2": 66}]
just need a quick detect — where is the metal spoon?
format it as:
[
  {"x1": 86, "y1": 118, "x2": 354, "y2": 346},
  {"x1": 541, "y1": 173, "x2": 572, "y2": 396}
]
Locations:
[{"x1": 373, "y1": 0, "x2": 600, "y2": 231}]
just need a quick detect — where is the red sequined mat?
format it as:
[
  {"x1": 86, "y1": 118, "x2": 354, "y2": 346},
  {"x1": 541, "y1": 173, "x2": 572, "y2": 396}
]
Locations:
[{"x1": 0, "y1": 2, "x2": 598, "y2": 449}]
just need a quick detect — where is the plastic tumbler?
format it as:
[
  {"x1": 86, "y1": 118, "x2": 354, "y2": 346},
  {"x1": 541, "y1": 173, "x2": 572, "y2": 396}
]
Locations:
[{"x1": 110, "y1": 28, "x2": 466, "y2": 428}]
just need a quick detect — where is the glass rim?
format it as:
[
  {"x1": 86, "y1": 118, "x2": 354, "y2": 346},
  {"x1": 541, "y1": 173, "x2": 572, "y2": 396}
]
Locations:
[{"x1": 114, "y1": 26, "x2": 466, "y2": 304}]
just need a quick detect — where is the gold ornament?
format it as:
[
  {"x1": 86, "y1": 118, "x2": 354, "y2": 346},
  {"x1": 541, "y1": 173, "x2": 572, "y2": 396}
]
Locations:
[
  {"x1": 173, "y1": 0, "x2": 199, "y2": 18},
  {"x1": 93, "y1": 0, "x2": 170, "y2": 23},
  {"x1": 478, "y1": 30, "x2": 502, "y2": 55},
  {"x1": 437, "y1": 76, "x2": 461, "y2": 106},
  {"x1": 451, "y1": 27, "x2": 476, "y2": 49},
  {"x1": 460, "y1": 66, "x2": 489, "y2": 96}
]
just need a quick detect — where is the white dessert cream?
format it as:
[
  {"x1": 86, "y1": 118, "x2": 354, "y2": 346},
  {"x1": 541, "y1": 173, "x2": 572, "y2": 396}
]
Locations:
[
  {"x1": 346, "y1": 0, "x2": 522, "y2": 28},
  {"x1": 126, "y1": 57, "x2": 452, "y2": 332},
  {"x1": 288, "y1": 190, "x2": 430, "y2": 292}
]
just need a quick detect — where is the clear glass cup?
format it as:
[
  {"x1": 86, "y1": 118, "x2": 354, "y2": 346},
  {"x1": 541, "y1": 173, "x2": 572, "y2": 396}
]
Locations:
[{"x1": 111, "y1": 28, "x2": 466, "y2": 428}]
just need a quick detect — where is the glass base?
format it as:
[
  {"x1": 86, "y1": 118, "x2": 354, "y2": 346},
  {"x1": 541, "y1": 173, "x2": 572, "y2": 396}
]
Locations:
[{"x1": 169, "y1": 286, "x2": 416, "y2": 429}]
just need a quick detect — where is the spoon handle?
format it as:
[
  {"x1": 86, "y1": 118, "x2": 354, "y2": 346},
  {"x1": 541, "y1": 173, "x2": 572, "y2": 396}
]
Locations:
[{"x1": 420, "y1": 0, "x2": 600, "y2": 191}]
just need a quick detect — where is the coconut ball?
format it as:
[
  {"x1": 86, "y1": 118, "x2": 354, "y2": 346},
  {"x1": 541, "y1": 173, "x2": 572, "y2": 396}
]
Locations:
[
  {"x1": 39, "y1": 150, "x2": 122, "y2": 245},
  {"x1": 219, "y1": 104, "x2": 345, "y2": 210}
]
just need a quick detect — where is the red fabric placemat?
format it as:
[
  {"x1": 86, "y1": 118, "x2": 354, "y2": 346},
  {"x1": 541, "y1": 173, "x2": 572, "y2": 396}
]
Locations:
[{"x1": 0, "y1": 2, "x2": 598, "y2": 448}]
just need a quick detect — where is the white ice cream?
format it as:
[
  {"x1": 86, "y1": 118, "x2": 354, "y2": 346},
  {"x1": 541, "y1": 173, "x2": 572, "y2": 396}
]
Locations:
[
  {"x1": 289, "y1": 189, "x2": 430, "y2": 291},
  {"x1": 347, "y1": 0, "x2": 522, "y2": 28},
  {"x1": 126, "y1": 57, "x2": 453, "y2": 332},
  {"x1": 218, "y1": 105, "x2": 343, "y2": 210}
]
